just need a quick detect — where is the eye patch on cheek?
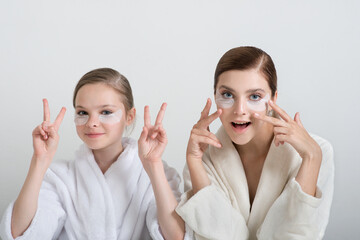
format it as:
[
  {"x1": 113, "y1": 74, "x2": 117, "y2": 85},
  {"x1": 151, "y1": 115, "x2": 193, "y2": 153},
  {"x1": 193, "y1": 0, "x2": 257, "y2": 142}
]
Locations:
[
  {"x1": 215, "y1": 91, "x2": 235, "y2": 108},
  {"x1": 247, "y1": 94, "x2": 270, "y2": 112},
  {"x1": 215, "y1": 91, "x2": 270, "y2": 112},
  {"x1": 74, "y1": 109, "x2": 123, "y2": 126}
]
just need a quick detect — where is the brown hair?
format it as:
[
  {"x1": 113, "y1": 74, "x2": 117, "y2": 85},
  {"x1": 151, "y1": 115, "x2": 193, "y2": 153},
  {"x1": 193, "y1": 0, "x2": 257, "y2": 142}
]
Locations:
[
  {"x1": 73, "y1": 68, "x2": 134, "y2": 112},
  {"x1": 214, "y1": 46, "x2": 277, "y2": 97}
]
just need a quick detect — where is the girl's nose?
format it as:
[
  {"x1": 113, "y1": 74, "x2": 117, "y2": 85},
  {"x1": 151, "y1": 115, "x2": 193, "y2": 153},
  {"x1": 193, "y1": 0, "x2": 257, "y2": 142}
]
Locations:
[{"x1": 86, "y1": 115, "x2": 100, "y2": 128}]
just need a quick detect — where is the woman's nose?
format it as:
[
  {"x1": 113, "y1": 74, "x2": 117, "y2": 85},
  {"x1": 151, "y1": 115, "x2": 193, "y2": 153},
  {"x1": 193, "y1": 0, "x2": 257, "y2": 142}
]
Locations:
[{"x1": 233, "y1": 100, "x2": 247, "y2": 115}]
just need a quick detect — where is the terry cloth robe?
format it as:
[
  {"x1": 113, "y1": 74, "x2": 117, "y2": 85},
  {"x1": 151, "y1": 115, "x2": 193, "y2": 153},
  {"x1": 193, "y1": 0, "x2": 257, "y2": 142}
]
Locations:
[
  {"x1": 176, "y1": 126, "x2": 334, "y2": 240},
  {"x1": 0, "y1": 138, "x2": 192, "y2": 240}
]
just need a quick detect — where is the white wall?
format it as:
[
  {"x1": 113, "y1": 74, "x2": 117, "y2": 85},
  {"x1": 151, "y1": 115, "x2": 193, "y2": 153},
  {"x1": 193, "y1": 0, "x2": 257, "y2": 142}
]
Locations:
[{"x1": 0, "y1": 0, "x2": 359, "y2": 238}]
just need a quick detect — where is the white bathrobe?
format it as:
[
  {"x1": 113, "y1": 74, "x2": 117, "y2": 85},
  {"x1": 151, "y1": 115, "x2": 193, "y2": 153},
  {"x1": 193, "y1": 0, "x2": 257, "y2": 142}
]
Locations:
[
  {"x1": 176, "y1": 126, "x2": 334, "y2": 240},
  {"x1": 0, "y1": 138, "x2": 189, "y2": 240}
]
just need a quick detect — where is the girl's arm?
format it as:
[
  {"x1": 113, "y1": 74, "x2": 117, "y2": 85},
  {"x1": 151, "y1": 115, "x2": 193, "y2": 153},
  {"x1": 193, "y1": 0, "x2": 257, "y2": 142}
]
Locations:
[
  {"x1": 11, "y1": 99, "x2": 66, "y2": 238},
  {"x1": 138, "y1": 104, "x2": 184, "y2": 240}
]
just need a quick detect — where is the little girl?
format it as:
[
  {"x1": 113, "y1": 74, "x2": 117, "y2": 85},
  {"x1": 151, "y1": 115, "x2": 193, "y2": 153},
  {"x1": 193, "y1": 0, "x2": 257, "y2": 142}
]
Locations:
[{"x1": 0, "y1": 68, "x2": 188, "y2": 240}]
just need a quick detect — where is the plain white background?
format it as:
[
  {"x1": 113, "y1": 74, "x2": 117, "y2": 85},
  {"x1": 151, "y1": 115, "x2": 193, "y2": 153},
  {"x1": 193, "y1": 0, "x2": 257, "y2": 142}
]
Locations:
[{"x1": 0, "y1": 0, "x2": 359, "y2": 239}]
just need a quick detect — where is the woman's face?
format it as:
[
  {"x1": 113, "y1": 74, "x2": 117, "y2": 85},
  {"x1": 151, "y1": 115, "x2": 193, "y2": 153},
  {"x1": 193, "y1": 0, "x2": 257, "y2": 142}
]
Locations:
[
  {"x1": 74, "y1": 83, "x2": 135, "y2": 151},
  {"x1": 215, "y1": 69, "x2": 276, "y2": 145}
]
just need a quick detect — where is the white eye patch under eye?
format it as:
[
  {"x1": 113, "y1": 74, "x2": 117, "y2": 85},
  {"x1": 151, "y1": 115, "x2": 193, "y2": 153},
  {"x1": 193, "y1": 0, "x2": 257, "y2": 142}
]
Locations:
[
  {"x1": 98, "y1": 109, "x2": 122, "y2": 125},
  {"x1": 74, "y1": 109, "x2": 123, "y2": 126},
  {"x1": 215, "y1": 91, "x2": 235, "y2": 108},
  {"x1": 247, "y1": 94, "x2": 270, "y2": 112}
]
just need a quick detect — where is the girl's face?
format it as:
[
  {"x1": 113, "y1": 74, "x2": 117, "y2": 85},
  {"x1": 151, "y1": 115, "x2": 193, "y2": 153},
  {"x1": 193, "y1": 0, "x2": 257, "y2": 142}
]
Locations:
[
  {"x1": 215, "y1": 69, "x2": 277, "y2": 145},
  {"x1": 74, "y1": 83, "x2": 135, "y2": 151}
]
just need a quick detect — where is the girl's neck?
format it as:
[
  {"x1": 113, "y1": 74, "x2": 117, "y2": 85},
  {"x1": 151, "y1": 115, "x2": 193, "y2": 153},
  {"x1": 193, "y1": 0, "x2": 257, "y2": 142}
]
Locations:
[
  {"x1": 235, "y1": 124, "x2": 274, "y2": 162},
  {"x1": 92, "y1": 142, "x2": 124, "y2": 174}
]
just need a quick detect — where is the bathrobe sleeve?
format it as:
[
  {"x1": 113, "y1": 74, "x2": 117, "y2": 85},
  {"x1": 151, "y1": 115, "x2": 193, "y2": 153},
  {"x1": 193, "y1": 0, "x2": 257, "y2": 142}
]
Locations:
[
  {"x1": 256, "y1": 137, "x2": 335, "y2": 240},
  {"x1": 0, "y1": 171, "x2": 67, "y2": 240},
  {"x1": 176, "y1": 152, "x2": 249, "y2": 240},
  {"x1": 146, "y1": 161, "x2": 193, "y2": 240}
]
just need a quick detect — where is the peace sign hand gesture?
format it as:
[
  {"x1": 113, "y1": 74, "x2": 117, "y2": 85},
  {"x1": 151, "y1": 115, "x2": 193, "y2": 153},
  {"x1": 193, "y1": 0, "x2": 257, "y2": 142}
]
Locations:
[
  {"x1": 32, "y1": 99, "x2": 66, "y2": 166},
  {"x1": 138, "y1": 103, "x2": 168, "y2": 167},
  {"x1": 254, "y1": 100, "x2": 321, "y2": 160},
  {"x1": 186, "y1": 99, "x2": 222, "y2": 162}
]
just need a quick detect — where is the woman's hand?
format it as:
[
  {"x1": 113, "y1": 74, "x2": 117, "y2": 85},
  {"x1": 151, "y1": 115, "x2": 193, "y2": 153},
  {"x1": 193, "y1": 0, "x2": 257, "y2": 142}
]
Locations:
[
  {"x1": 138, "y1": 103, "x2": 168, "y2": 165},
  {"x1": 32, "y1": 99, "x2": 66, "y2": 166},
  {"x1": 253, "y1": 100, "x2": 321, "y2": 160},
  {"x1": 186, "y1": 98, "x2": 222, "y2": 162}
]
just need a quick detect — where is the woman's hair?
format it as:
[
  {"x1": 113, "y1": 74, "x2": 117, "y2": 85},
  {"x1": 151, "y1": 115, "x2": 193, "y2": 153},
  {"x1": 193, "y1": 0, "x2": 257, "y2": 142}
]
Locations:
[
  {"x1": 73, "y1": 68, "x2": 134, "y2": 112},
  {"x1": 214, "y1": 46, "x2": 277, "y2": 97}
]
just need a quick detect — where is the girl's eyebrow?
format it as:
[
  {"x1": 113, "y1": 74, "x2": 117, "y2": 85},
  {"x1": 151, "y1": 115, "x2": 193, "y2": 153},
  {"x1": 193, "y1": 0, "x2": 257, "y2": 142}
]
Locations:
[{"x1": 75, "y1": 104, "x2": 118, "y2": 109}]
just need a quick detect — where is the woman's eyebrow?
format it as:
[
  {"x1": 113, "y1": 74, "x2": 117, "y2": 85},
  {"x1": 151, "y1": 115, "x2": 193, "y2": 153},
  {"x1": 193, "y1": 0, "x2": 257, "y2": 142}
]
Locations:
[
  {"x1": 218, "y1": 85, "x2": 235, "y2": 92},
  {"x1": 246, "y1": 88, "x2": 266, "y2": 94}
]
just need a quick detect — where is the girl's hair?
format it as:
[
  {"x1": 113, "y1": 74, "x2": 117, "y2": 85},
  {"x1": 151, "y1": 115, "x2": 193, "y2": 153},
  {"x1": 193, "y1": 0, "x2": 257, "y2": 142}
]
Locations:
[
  {"x1": 73, "y1": 68, "x2": 134, "y2": 112},
  {"x1": 214, "y1": 46, "x2": 277, "y2": 97}
]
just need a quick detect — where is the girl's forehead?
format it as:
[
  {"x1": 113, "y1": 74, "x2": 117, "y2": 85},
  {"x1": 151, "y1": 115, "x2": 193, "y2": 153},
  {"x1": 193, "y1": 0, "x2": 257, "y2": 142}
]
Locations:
[{"x1": 75, "y1": 84, "x2": 124, "y2": 108}]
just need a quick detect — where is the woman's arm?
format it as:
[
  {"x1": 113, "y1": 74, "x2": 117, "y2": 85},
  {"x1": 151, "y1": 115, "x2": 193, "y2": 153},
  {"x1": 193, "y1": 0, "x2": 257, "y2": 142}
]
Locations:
[
  {"x1": 186, "y1": 99, "x2": 222, "y2": 194},
  {"x1": 138, "y1": 104, "x2": 184, "y2": 240},
  {"x1": 11, "y1": 99, "x2": 66, "y2": 238}
]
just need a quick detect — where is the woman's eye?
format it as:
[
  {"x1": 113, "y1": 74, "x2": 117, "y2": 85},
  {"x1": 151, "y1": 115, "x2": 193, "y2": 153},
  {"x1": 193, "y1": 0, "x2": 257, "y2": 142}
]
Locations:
[
  {"x1": 250, "y1": 94, "x2": 261, "y2": 101},
  {"x1": 101, "y1": 110, "x2": 113, "y2": 115},
  {"x1": 223, "y1": 92, "x2": 233, "y2": 98},
  {"x1": 77, "y1": 111, "x2": 87, "y2": 115}
]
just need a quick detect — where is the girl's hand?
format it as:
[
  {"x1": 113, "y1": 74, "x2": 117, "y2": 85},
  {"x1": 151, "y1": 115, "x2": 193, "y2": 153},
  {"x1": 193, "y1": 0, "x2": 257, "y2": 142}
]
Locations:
[
  {"x1": 186, "y1": 99, "x2": 222, "y2": 162},
  {"x1": 138, "y1": 103, "x2": 168, "y2": 165},
  {"x1": 253, "y1": 100, "x2": 321, "y2": 160},
  {"x1": 32, "y1": 99, "x2": 66, "y2": 166}
]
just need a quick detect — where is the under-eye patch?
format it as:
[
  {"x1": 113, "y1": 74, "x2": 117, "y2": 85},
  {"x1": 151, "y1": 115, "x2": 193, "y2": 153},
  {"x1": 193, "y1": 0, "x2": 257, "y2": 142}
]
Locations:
[
  {"x1": 215, "y1": 91, "x2": 235, "y2": 109},
  {"x1": 74, "y1": 109, "x2": 123, "y2": 126},
  {"x1": 247, "y1": 94, "x2": 270, "y2": 112}
]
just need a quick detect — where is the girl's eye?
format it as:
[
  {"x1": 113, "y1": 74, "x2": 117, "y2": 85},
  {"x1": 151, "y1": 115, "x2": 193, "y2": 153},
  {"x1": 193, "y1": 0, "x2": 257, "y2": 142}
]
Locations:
[
  {"x1": 101, "y1": 110, "x2": 113, "y2": 115},
  {"x1": 223, "y1": 92, "x2": 233, "y2": 98},
  {"x1": 77, "y1": 111, "x2": 87, "y2": 115},
  {"x1": 249, "y1": 94, "x2": 261, "y2": 101}
]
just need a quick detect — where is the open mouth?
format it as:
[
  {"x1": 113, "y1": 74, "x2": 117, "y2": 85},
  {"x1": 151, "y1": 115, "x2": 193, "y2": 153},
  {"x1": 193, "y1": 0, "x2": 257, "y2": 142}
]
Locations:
[{"x1": 231, "y1": 122, "x2": 251, "y2": 129}]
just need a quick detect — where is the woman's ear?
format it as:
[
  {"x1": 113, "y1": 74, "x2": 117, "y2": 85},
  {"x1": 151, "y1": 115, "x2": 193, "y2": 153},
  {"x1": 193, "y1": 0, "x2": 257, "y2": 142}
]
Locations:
[
  {"x1": 272, "y1": 91, "x2": 278, "y2": 104},
  {"x1": 126, "y1": 107, "x2": 136, "y2": 126}
]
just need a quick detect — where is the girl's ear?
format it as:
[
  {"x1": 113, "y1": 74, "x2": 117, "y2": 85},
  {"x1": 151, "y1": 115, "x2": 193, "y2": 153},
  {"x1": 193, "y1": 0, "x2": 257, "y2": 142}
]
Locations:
[{"x1": 126, "y1": 107, "x2": 136, "y2": 126}]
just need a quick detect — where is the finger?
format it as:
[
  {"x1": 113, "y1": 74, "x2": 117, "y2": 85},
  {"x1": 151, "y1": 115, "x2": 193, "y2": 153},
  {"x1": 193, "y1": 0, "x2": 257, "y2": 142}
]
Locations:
[
  {"x1": 191, "y1": 128, "x2": 221, "y2": 145},
  {"x1": 144, "y1": 106, "x2": 151, "y2": 127},
  {"x1": 43, "y1": 99, "x2": 50, "y2": 122},
  {"x1": 200, "y1": 98, "x2": 211, "y2": 121},
  {"x1": 253, "y1": 113, "x2": 286, "y2": 127},
  {"x1": 275, "y1": 134, "x2": 287, "y2": 144},
  {"x1": 155, "y1": 103, "x2": 167, "y2": 125},
  {"x1": 157, "y1": 126, "x2": 168, "y2": 143},
  {"x1": 199, "y1": 108, "x2": 222, "y2": 128},
  {"x1": 294, "y1": 112, "x2": 304, "y2": 128},
  {"x1": 195, "y1": 135, "x2": 222, "y2": 148},
  {"x1": 273, "y1": 127, "x2": 288, "y2": 135},
  {"x1": 54, "y1": 107, "x2": 66, "y2": 131},
  {"x1": 46, "y1": 125, "x2": 57, "y2": 139},
  {"x1": 268, "y1": 100, "x2": 292, "y2": 122},
  {"x1": 138, "y1": 126, "x2": 149, "y2": 143}
]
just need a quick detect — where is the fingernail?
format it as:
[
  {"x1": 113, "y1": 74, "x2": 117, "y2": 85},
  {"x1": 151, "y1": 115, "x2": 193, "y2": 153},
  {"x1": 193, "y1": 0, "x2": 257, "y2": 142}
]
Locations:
[
  {"x1": 254, "y1": 113, "x2": 259, "y2": 117},
  {"x1": 269, "y1": 100, "x2": 273, "y2": 104}
]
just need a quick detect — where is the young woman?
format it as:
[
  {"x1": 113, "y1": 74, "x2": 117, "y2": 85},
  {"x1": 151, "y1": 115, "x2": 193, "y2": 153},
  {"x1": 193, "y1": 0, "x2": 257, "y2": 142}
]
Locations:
[
  {"x1": 0, "y1": 68, "x2": 188, "y2": 240},
  {"x1": 176, "y1": 47, "x2": 334, "y2": 239}
]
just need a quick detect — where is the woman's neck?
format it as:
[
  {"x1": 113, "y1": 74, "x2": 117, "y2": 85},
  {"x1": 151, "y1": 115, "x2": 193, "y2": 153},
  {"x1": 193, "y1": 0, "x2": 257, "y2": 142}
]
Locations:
[{"x1": 93, "y1": 143, "x2": 124, "y2": 174}]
